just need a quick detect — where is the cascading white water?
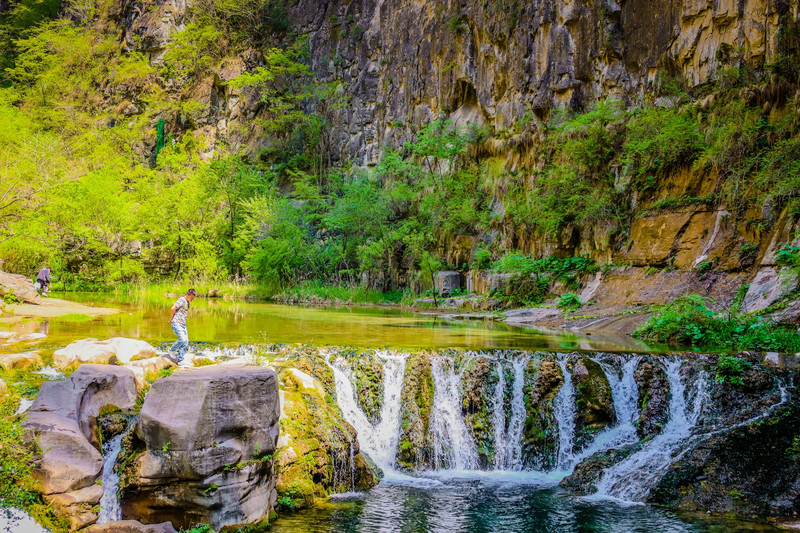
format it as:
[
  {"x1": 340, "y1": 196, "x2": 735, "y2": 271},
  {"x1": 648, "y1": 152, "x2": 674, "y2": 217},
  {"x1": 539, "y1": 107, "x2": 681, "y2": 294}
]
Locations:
[
  {"x1": 554, "y1": 357, "x2": 577, "y2": 471},
  {"x1": 329, "y1": 351, "x2": 406, "y2": 473},
  {"x1": 492, "y1": 361, "x2": 507, "y2": 469},
  {"x1": 505, "y1": 358, "x2": 528, "y2": 470},
  {"x1": 573, "y1": 356, "x2": 641, "y2": 463},
  {"x1": 593, "y1": 359, "x2": 707, "y2": 502},
  {"x1": 430, "y1": 357, "x2": 479, "y2": 470},
  {"x1": 97, "y1": 417, "x2": 137, "y2": 524}
]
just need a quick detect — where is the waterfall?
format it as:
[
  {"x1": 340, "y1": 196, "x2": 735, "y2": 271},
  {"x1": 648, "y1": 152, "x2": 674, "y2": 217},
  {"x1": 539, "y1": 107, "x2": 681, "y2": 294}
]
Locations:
[
  {"x1": 593, "y1": 359, "x2": 707, "y2": 502},
  {"x1": 554, "y1": 357, "x2": 577, "y2": 472},
  {"x1": 574, "y1": 356, "x2": 641, "y2": 462},
  {"x1": 329, "y1": 351, "x2": 406, "y2": 473},
  {"x1": 505, "y1": 358, "x2": 527, "y2": 470},
  {"x1": 97, "y1": 417, "x2": 137, "y2": 524},
  {"x1": 492, "y1": 361, "x2": 507, "y2": 469},
  {"x1": 430, "y1": 357, "x2": 479, "y2": 470}
]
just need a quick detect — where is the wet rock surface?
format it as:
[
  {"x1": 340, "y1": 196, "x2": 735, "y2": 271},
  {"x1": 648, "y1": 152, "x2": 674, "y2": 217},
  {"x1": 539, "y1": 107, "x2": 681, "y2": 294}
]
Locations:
[
  {"x1": 459, "y1": 356, "x2": 495, "y2": 468},
  {"x1": 396, "y1": 352, "x2": 435, "y2": 470},
  {"x1": 570, "y1": 357, "x2": 615, "y2": 450},
  {"x1": 634, "y1": 357, "x2": 670, "y2": 438},
  {"x1": 273, "y1": 357, "x2": 380, "y2": 510},
  {"x1": 521, "y1": 357, "x2": 563, "y2": 469},
  {"x1": 120, "y1": 365, "x2": 281, "y2": 530},
  {"x1": 650, "y1": 388, "x2": 800, "y2": 519},
  {"x1": 22, "y1": 364, "x2": 137, "y2": 529}
]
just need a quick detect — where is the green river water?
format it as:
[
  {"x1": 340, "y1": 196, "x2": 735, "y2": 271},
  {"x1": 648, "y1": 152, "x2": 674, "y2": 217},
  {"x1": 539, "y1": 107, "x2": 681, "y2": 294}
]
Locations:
[{"x1": 19, "y1": 292, "x2": 663, "y2": 353}]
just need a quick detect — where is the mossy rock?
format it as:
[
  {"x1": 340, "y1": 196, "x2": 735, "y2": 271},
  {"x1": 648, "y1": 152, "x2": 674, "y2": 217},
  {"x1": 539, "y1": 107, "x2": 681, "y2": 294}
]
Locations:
[
  {"x1": 341, "y1": 350, "x2": 384, "y2": 424},
  {"x1": 396, "y1": 352, "x2": 435, "y2": 470},
  {"x1": 521, "y1": 355, "x2": 563, "y2": 469},
  {"x1": 570, "y1": 357, "x2": 615, "y2": 450},
  {"x1": 460, "y1": 356, "x2": 495, "y2": 468},
  {"x1": 634, "y1": 356, "x2": 669, "y2": 438},
  {"x1": 275, "y1": 362, "x2": 380, "y2": 511}
]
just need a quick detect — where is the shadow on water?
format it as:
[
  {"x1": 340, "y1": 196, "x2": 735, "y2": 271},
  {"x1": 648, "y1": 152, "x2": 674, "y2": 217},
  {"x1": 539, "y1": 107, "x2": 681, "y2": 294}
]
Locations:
[
  {"x1": 17, "y1": 292, "x2": 671, "y2": 353},
  {"x1": 270, "y1": 480, "x2": 778, "y2": 533}
]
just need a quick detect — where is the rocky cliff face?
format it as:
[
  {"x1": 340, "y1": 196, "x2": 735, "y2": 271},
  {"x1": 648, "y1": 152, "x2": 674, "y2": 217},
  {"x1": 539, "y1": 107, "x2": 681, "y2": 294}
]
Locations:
[
  {"x1": 288, "y1": 0, "x2": 795, "y2": 164},
  {"x1": 116, "y1": 0, "x2": 798, "y2": 164},
  {"x1": 106, "y1": 0, "x2": 800, "y2": 317},
  {"x1": 121, "y1": 366, "x2": 281, "y2": 530}
]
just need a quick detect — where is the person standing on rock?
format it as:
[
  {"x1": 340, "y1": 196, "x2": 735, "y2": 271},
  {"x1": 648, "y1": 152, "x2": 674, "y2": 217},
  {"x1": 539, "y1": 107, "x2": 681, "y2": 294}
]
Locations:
[
  {"x1": 167, "y1": 288, "x2": 197, "y2": 365},
  {"x1": 36, "y1": 266, "x2": 51, "y2": 297}
]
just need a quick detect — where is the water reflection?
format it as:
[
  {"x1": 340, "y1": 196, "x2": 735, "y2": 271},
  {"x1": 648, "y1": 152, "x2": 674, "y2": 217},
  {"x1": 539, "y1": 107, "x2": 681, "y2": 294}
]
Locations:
[
  {"x1": 21, "y1": 293, "x2": 667, "y2": 352},
  {"x1": 270, "y1": 480, "x2": 777, "y2": 532}
]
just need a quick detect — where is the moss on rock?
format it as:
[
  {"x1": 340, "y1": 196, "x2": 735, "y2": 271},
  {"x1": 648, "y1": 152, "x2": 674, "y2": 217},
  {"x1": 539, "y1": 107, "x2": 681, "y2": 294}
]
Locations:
[
  {"x1": 521, "y1": 355, "x2": 563, "y2": 469},
  {"x1": 571, "y1": 357, "x2": 615, "y2": 450},
  {"x1": 274, "y1": 362, "x2": 380, "y2": 512},
  {"x1": 459, "y1": 356, "x2": 495, "y2": 468},
  {"x1": 396, "y1": 352, "x2": 435, "y2": 470},
  {"x1": 634, "y1": 356, "x2": 670, "y2": 438},
  {"x1": 340, "y1": 350, "x2": 384, "y2": 424}
]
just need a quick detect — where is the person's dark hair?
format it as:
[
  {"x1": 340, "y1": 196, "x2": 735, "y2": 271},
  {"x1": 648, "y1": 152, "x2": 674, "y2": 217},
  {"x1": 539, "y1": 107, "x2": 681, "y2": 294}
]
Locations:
[{"x1": 187, "y1": 289, "x2": 198, "y2": 296}]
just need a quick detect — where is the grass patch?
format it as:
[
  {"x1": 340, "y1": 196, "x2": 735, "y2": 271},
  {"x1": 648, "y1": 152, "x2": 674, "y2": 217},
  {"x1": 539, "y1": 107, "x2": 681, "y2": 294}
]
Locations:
[
  {"x1": 273, "y1": 280, "x2": 404, "y2": 305},
  {"x1": 53, "y1": 313, "x2": 94, "y2": 322},
  {"x1": 634, "y1": 295, "x2": 800, "y2": 351}
]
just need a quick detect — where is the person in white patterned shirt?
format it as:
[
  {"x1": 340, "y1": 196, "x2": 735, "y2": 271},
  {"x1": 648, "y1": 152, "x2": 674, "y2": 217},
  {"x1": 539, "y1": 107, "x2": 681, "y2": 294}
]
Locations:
[{"x1": 166, "y1": 288, "x2": 197, "y2": 365}]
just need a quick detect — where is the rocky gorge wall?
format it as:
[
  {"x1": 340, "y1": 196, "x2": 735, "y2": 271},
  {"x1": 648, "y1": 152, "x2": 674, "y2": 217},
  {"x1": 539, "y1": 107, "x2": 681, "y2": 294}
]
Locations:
[
  {"x1": 116, "y1": 0, "x2": 799, "y2": 162},
  {"x1": 105, "y1": 0, "x2": 800, "y2": 321}
]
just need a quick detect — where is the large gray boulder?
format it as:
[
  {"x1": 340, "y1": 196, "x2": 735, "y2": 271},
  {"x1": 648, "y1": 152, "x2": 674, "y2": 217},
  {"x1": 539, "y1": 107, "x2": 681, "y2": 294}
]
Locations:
[
  {"x1": 0, "y1": 270, "x2": 39, "y2": 303},
  {"x1": 23, "y1": 364, "x2": 137, "y2": 529},
  {"x1": 122, "y1": 366, "x2": 281, "y2": 530}
]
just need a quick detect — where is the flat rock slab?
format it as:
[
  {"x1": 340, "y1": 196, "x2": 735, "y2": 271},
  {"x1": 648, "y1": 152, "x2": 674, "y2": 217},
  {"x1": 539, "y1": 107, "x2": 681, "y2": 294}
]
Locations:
[
  {"x1": 0, "y1": 351, "x2": 42, "y2": 371},
  {"x1": 53, "y1": 337, "x2": 156, "y2": 369},
  {"x1": 85, "y1": 521, "x2": 177, "y2": 533}
]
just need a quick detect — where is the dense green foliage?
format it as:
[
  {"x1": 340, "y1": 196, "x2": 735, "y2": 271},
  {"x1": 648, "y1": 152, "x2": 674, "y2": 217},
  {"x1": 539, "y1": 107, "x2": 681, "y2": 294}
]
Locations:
[
  {"x1": 0, "y1": 0, "x2": 799, "y2": 302},
  {"x1": 634, "y1": 295, "x2": 800, "y2": 351},
  {"x1": 715, "y1": 355, "x2": 753, "y2": 386}
]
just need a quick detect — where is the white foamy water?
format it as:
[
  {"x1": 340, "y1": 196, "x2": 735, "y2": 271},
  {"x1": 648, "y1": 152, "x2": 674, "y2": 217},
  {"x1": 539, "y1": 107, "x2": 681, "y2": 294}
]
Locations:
[
  {"x1": 97, "y1": 418, "x2": 137, "y2": 523},
  {"x1": 329, "y1": 351, "x2": 406, "y2": 473},
  {"x1": 573, "y1": 356, "x2": 641, "y2": 463},
  {"x1": 490, "y1": 355, "x2": 531, "y2": 471},
  {"x1": 430, "y1": 357, "x2": 479, "y2": 470},
  {"x1": 554, "y1": 357, "x2": 577, "y2": 472},
  {"x1": 593, "y1": 359, "x2": 707, "y2": 502}
]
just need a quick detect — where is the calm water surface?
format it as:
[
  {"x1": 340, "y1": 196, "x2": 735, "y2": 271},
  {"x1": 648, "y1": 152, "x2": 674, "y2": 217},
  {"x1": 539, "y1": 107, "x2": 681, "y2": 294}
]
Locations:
[
  {"x1": 22, "y1": 292, "x2": 663, "y2": 352},
  {"x1": 270, "y1": 478, "x2": 778, "y2": 533}
]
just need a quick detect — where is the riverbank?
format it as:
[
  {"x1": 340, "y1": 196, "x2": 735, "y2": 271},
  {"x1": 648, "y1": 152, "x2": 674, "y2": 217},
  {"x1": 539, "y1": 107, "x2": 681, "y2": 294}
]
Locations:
[{"x1": 2, "y1": 297, "x2": 119, "y2": 321}]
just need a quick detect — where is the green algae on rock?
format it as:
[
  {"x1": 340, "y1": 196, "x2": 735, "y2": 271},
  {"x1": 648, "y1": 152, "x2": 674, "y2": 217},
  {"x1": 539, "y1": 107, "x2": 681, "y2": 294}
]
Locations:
[
  {"x1": 396, "y1": 352, "x2": 435, "y2": 471},
  {"x1": 272, "y1": 354, "x2": 381, "y2": 511}
]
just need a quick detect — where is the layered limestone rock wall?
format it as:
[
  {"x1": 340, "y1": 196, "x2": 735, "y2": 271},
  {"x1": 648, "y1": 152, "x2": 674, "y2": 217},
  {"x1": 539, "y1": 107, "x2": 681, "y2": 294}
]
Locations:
[
  {"x1": 290, "y1": 0, "x2": 796, "y2": 164},
  {"x1": 113, "y1": 0, "x2": 799, "y2": 164},
  {"x1": 107, "y1": 0, "x2": 800, "y2": 316}
]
